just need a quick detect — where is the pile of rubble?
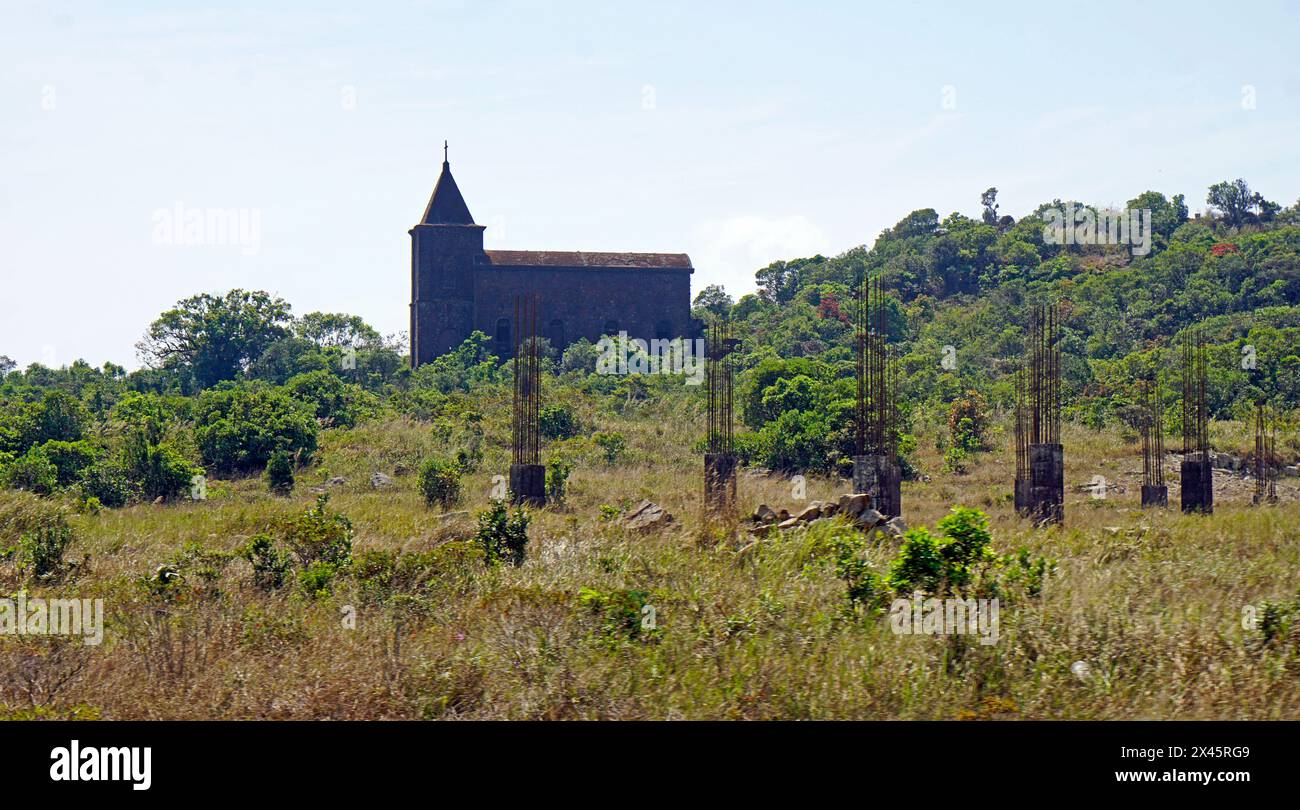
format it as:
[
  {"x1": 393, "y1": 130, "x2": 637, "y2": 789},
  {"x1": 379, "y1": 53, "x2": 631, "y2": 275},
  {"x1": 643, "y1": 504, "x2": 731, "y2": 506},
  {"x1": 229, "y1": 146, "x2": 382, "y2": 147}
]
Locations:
[{"x1": 749, "y1": 493, "x2": 908, "y2": 538}]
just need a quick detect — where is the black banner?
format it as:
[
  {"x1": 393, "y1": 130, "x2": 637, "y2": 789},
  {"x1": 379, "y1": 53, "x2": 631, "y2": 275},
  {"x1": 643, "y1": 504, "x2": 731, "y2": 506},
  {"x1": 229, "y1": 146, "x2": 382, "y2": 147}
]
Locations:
[{"x1": 6, "y1": 721, "x2": 1289, "y2": 798}]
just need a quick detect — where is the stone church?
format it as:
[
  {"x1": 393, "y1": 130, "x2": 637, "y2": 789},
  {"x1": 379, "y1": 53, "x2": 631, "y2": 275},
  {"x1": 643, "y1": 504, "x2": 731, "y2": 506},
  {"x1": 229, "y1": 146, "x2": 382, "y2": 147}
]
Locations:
[{"x1": 409, "y1": 151, "x2": 695, "y2": 367}]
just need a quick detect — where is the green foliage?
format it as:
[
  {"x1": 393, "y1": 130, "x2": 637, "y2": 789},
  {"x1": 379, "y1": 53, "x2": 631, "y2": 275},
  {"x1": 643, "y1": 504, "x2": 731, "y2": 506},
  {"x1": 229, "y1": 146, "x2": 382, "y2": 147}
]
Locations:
[
  {"x1": 545, "y1": 455, "x2": 572, "y2": 502},
  {"x1": 593, "y1": 432, "x2": 626, "y2": 464},
  {"x1": 242, "y1": 534, "x2": 293, "y2": 590},
  {"x1": 193, "y1": 384, "x2": 318, "y2": 475},
  {"x1": 297, "y1": 561, "x2": 341, "y2": 597},
  {"x1": 418, "y1": 457, "x2": 461, "y2": 508},
  {"x1": 39, "y1": 440, "x2": 99, "y2": 486},
  {"x1": 284, "y1": 369, "x2": 374, "y2": 428},
  {"x1": 3, "y1": 448, "x2": 58, "y2": 495},
  {"x1": 137, "y1": 289, "x2": 293, "y2": 390},
  {"x1": 123, "y1": 425, "x2": 201, "y2": 502},
  {"x1": 888, "y1": 508, "x2": 995, "y2": 595},
  {"x1": 282, "y1": 494, "x2": 353, "y2": 568},
  {"x1": 578, "y1": 587, "x2": 658, "y2": 643},
  {"x1": 474, "y1": 499, "x2": 530, "y2": 566},
  {"x1": 264, "y1": 449, "x2": 295, "y2": 496},
  {"x1": 76, "y1": 460, "x2": 132, "y2": 508},
  {"x1": 539, "y1": 404, "x2": 580, "y2": 440}
]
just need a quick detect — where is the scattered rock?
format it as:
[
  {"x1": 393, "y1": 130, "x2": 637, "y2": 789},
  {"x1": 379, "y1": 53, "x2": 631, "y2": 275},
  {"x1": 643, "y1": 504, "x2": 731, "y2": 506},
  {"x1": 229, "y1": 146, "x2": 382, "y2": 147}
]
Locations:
[
  {"x1": 794, "y1": 504, "x2": 822, "y2": 523},
  {"x1": 821, "y1": 501, "x2": 839, "y2": 517},
  {"x1": 856, "y1": 508, "x2": 884, "y2": 529},
  {"x1": 744, "y1": 468, "x2": 773, "y2": 479},
  {"x1": 777, "y1": 509, "x2": 790, "y2": 522},
  {"x1": 1286, "y1": 466, "x2": 1300, "y2": 478},
  {"x1": 328, "y1": 476, "x2": 347, "y2": 486},
  {"x1": 393, "y1": 462, "x2": 410, "y2": 476},
  {"x1": 152, "y1": 496, "x2": 164, "y2": 506},
  {"x1": 622, "y1": 500, "x2": 674, "y2": 532},
  {"x1": 370, "y1": 472, "x2": 393, "y2": 489},
  {"x1": 753, "y1": 504, "x2": 777, "y2": 524},
  {"x1": 1103, "y1": 526, "x2": 1121, "y2": 536},
  {"x1": 777, "y1": 517, "x2": 800, "y2": 530},
  {"x1": 840, "y1": 493, "x2": 869, "y2": 516},
  {"x1": 883, "y1": 516, "x2": 908, "y2": 538}
]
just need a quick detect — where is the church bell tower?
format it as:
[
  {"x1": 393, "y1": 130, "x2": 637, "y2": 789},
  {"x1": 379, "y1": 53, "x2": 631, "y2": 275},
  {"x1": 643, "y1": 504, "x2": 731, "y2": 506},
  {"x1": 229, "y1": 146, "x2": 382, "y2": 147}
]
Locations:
[{"x1": 410, "y1": 143, "x2": 485, "y2": 367}]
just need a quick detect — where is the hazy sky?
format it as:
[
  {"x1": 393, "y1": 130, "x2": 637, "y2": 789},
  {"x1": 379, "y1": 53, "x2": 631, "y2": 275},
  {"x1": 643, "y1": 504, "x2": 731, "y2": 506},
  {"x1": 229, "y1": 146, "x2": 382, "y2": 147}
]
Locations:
[{"x1": 3, "y1": 0, "x2": 1298, "y2": 370}]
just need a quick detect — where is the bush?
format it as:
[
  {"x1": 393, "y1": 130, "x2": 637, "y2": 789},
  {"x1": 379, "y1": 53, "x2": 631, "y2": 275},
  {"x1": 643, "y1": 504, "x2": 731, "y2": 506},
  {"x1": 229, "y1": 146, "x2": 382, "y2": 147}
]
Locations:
[
  {"x1": 593, "y1": 432, "x2": 626, "y2": 464},
  {"x1": 123, "y1": 428, "x2": 202, "y2": 502},
  {"x1": 282, "y1": 494, "x2": 353, "y2": 568},
  {"x1": 2, "y1": 449, "x2": 58, "y2": 495},
  {"x1": 474, "y1": 499, "x2": 529, "y2": 566},
  {"x1": 418, "y1": 457, "x2": 461, "y2": 508},
  {"x1": 1, "y1": 498, "x2": 75, "y2": 580},
  {"x1": 545, "y1": 455, "x2": 572, "y2": 502},
  {"x1": 539, "y1": 404, "x2": 580, "y2": 440},
  {"x1": 18, "y1": 521, "x2": 73, "y2": 580},
  {"x1": 243, "y1": 534, "x2": 292, "y2": 590},
  {"x1": 39, "y1": 440, "x2": 99, "y2": 486},
  {"x1": 888, "y1": 507, "x2": 995, "y2": 595},
  {"x1": 578, "y1": 587, "x2": 657, "y2": 643},
  {"x1": 193, "y1": 384, "x2": 318, "y2": 475},
  {"x1": 284, "y1": 369, "x2": 374, "y2": 428},
  {"x1": 264, "y1": 449, "x2": 295, "y2": 496},
  {"x1": 77, "y1": 460, "x2": 133, "y2": 508},
  {"x1": 948, "y1": 391, "x2": 989, "y2": 452}
]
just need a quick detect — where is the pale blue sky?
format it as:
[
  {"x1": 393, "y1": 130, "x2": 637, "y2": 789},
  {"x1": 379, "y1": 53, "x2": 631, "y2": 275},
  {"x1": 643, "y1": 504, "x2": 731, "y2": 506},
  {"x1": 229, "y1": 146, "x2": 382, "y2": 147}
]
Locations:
[{"x1": 3, "y1": 0, "x2": 1298, "y2": 370}]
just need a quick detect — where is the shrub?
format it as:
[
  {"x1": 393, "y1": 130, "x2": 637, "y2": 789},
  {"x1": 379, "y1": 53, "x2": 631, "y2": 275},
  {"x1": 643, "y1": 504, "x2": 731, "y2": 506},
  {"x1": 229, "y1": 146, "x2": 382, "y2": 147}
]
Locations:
[
  {"x1": 282, "y1": 494, "x2": 353, "y2": 568},
  {"x1": 17, "y1": 517, "x2": 74, "y2": 581},
  {"x1": 284, "y1": 369, "x2": 374, "y2": 428},
  {"x1": 545, "y1": 456, "x2": 572, "y2": 502},
  {"x1": 474, "y1": 499, "x2": 529, "y2": 566},
  {"x1": 888, "y1": 507, "x2": 996, "y2": 595},
  {"x1": 297, "y1": 561, "x2": 340, "y2": 597},
  {"x1": 948, "y1": 391, "x2": 989, "y2": 452},
  {"x1": 264, "y1": 449, "x2": 295, "y2": 496},
  {"x1": 242, "y1": 534, "x2": 293, "y2": 590},
  {"x1": 39, "y1": 440, "x2": 99, "y2": 486},
  {"x1": 578, "y1": 587, "x2": 657, "y2": 643},
  {"x1": 193, "y1": 384, "x2": 318, "y2": 475},
  {"x1": 418, "y1": 457, "x2": 461, "y2": 508},
  {"x1": 593, "y1": 432, "x2": 626, "y2": 464},
  {"x1": 123, "y1": 428, "x2": 201, "y2": 501},
  {"x1": 77, "y1": 460, "x2": 133, "y2": 508},
  {"x1": 539, "y1": 404, "x2": 580, "y2": 440},
  {"x1": 2, "y1": 449, "x2": 58, "y2": 495}
]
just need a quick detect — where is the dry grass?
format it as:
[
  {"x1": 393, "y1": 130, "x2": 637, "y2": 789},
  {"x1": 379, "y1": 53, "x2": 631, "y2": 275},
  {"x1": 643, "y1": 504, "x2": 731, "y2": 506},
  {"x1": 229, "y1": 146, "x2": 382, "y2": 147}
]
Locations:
[{"x1": 2, "y1": 406, "x2": 1298, "y2": 720}]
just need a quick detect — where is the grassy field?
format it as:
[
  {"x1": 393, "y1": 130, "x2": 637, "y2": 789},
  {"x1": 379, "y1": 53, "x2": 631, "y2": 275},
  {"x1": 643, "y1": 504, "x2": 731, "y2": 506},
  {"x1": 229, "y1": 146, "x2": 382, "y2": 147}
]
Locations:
[{"x1": 2, "y1": 397, "x2": 1298, "y2": 720}]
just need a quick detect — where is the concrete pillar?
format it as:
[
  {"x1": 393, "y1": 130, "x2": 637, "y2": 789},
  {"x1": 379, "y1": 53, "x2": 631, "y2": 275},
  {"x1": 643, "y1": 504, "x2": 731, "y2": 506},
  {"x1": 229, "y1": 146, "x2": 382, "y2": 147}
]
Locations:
[
  {"x1": 1013, "y1": 476, "x2": 1030, "y2": 515},
  {"x1": 1140, "y1": 484, "x2": 1168, "y2": 508},
  {"x1": 704, "y1": 452, "x2": 737, "y2": 514},
  {"x1": 1028, "y1": 443, "x2": 1064, "y2": 525},
  {"x1": 1180, "y1": 456, "x2": 1213, "y2": 514},
  {"x1": 853, "y1": 454, "x2": 901, "y2": 519},
  {"x1": 509, "y1": 463, "x2": 546, "y2": 507}
]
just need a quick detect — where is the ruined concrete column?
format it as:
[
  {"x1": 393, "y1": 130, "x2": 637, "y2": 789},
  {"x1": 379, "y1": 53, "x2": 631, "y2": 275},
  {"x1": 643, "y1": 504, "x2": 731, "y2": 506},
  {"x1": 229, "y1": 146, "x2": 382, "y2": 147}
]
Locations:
[
  {"x1": 853, "y1": 454, "x2": 901, "y2": 519},
  {"x1": 704, "y1": 452, "x2": 737, "y2": 515},
  {"x1": 1179, "y1": 455, "x2": 1213, "y2": 514},
  {"x1": 1027, "y1": 442, "x2": 1063, "y2": 525},
  {"x1": 509, "y1": 463, "x2": 546, "y2": 507},
  {"x1": 1140, "y1": 484, "x2": 1168, "y2": 508}
]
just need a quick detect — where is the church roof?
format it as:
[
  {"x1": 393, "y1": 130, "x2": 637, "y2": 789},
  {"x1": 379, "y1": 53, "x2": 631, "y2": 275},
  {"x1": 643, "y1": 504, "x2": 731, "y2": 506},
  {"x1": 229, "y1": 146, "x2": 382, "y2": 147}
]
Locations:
[
  {"x1": 484, "y1": 250, "x2": 693, "y2": 270},
  {"x1": 420, "y1": 160, "x2": 476, "y2": 225}
]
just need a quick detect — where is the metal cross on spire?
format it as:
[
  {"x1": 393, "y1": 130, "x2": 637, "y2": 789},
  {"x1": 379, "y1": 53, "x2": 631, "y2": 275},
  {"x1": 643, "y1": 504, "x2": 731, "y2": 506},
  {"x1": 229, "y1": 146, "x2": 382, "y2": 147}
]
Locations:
[{"x1": 443, "y1": 140, "x2": 449, "y2": 163}]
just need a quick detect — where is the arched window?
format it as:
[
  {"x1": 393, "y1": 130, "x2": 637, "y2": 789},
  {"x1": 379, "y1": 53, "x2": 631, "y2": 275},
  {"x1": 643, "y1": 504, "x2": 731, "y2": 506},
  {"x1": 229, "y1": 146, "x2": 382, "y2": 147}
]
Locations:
[
  {"x1": 546, "y1": 319, "x2": 565, "y2": 348},
  {"x1": 495, "y1": 318, "x2": 511, "y2": 356},
  {"x1": 602, "y1": 319, "x2": 619, "y2": 337},
  {"x1": 655, "y1": 320, "x2": 672, "y2": 340}
]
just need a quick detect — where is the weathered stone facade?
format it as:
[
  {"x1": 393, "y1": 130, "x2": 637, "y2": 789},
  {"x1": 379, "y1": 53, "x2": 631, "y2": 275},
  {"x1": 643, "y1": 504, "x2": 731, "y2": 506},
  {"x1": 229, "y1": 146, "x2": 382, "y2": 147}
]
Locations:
[{"x1": 410, "y1": 158, "x2": 694, "y2": 366}]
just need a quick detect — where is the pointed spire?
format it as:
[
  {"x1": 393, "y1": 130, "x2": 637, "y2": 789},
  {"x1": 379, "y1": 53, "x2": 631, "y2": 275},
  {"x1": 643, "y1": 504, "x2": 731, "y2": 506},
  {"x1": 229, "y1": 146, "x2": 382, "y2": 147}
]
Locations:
[{"x1": 420, "y1": 142, "x2": 475, "y2": 225}]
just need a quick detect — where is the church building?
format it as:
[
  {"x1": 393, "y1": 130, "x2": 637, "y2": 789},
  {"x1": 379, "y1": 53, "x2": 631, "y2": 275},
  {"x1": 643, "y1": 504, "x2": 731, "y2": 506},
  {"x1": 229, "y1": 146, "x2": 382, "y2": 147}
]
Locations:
[{"x1": 410, "y1": 149, "x2": 695, "y2": 366}]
